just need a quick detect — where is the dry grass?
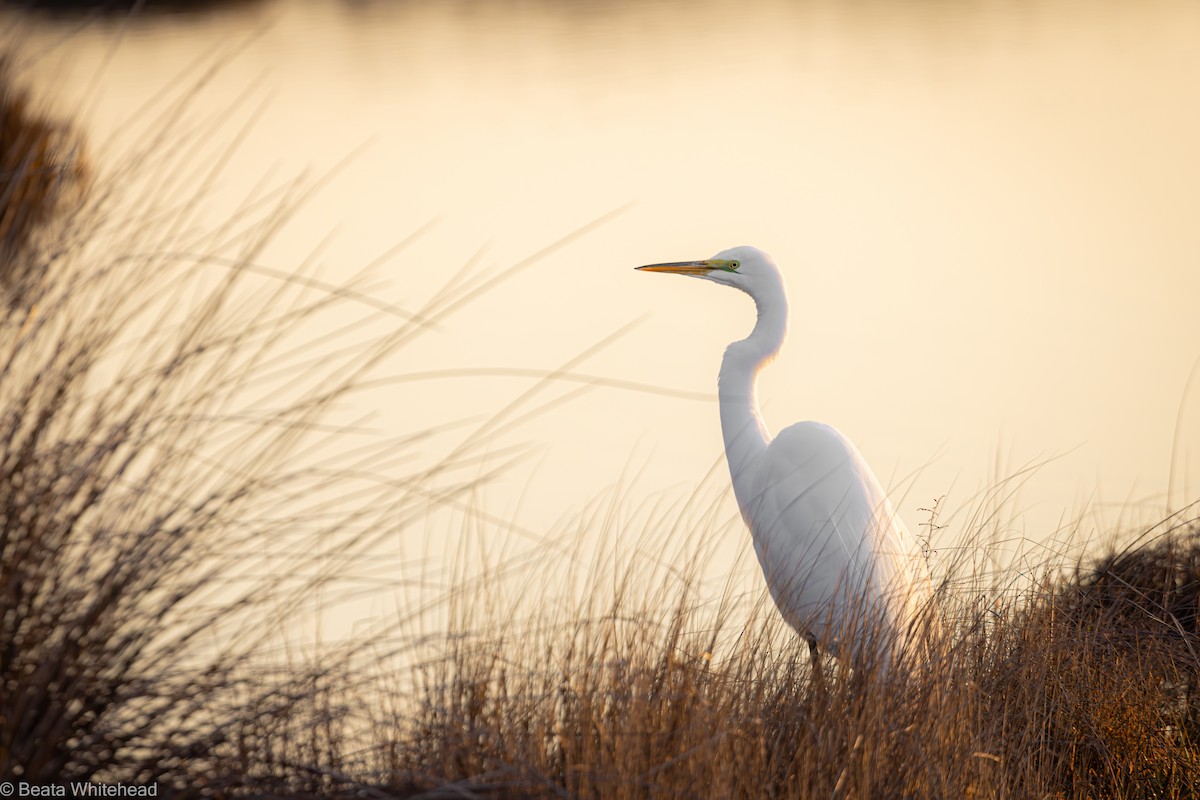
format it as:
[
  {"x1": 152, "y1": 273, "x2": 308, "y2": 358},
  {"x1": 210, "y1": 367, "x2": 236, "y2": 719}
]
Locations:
[
  {"x1": 369, "y1": 504, "x2": 1200, "y2": 800},
  {"x1": 0, "y1": 87, "x2": 401, "y2": 794},
  {"x1": 0, "y1": 55, "x2": 559, "y2": 796}
]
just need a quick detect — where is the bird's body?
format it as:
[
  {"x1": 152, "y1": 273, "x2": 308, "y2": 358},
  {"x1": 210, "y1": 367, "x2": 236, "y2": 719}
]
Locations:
[
  {"x1": 739, "y1": 420, "x2": 930, "y2": 661},
  {"x1": 638, "y1": 246, "x2": 934, "y2": 666}
]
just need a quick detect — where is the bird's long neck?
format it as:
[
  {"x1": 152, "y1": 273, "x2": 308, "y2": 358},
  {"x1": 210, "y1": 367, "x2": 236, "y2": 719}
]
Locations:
[{"x1": 719, "y1": 282, "x2": 787, "y2": 506}]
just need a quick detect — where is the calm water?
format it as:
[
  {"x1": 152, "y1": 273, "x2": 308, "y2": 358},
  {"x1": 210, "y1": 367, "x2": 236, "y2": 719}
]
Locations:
[{"x1": 9, "y1": 0, "x2": 1200, "y2": 593}]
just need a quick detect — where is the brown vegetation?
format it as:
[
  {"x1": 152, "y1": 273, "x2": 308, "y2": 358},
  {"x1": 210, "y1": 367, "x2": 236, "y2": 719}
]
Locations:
[
  {"x1": 0, "y1": 63, "x2": 86, "y2": 288},
  {"x1": 375, "y1": 519, "x2": 1200, "y2": 799},
  {"x1": 2, "y1": 0, "x2": 265, "y2": 17}
]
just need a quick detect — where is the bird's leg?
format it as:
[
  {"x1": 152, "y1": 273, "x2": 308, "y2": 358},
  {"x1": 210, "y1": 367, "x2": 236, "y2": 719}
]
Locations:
[{"x1": 805, "y1": 632, "x2": 825, "y2": 690}]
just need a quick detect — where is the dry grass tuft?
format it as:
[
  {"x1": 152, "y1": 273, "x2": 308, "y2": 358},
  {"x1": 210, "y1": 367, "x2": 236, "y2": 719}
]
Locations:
[
  {"x1": 0, "y1": 54, "x2": 506, "y2": 796},
  {"x1": 0, "y1": 129, "x2": 389, "y2": 796}
]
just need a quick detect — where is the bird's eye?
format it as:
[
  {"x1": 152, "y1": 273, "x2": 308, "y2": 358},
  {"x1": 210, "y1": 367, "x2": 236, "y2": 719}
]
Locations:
[{"x1": 727, "y1": 261, "x2": 740, "y2": 271}]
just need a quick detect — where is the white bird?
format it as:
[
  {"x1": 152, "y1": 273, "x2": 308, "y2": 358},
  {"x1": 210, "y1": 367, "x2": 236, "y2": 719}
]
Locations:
[{"x1": 637, "y1": 246, "x2": 935, "y2": 669}]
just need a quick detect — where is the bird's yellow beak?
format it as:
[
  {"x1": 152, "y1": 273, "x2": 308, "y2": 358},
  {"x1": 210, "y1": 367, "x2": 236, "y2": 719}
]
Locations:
[{"x1": 635, "y1": 259, "x2": 739, "y2": 275}]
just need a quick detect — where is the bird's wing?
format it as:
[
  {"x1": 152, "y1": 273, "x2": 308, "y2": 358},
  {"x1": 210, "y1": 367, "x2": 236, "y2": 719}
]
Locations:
[{"x1": 741, "y1": 421, "x2": 927, "y2": 645}]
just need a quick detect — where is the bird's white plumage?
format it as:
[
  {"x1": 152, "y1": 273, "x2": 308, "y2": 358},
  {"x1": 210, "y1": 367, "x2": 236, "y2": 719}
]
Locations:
[
  {"x1": 747, "y1": 421, "x2": 930, "y2": 659},
  {"x1": 637, "y1": 245, "x2": 934, "y2": 666}
]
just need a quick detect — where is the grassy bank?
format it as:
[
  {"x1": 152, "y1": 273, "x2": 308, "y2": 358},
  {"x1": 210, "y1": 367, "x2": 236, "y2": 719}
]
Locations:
[{"x1": 375, "y1": 509, "x2": 1200, "y2": 799}]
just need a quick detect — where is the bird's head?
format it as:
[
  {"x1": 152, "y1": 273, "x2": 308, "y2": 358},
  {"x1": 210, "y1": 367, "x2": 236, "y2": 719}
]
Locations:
[{"x1": 635, "y1": 245, "x2": 783, "y2": 297}]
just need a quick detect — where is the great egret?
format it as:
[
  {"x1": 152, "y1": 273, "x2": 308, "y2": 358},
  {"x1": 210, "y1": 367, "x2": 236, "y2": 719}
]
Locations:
[{"x1": 637, "y1": 246, "x2": 934, "y2": 668}]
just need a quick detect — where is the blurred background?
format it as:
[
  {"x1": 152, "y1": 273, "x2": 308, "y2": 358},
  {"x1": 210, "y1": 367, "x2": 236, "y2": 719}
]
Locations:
[{"x1": 5, "y1": 0, "x2": 1198, "y2": 606}]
